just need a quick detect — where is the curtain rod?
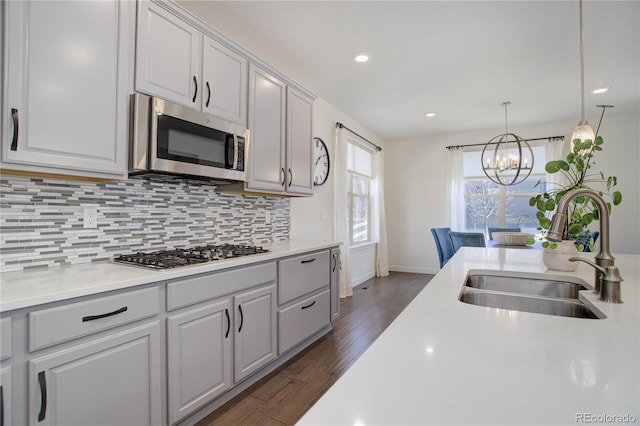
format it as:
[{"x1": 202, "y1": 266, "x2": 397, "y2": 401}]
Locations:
[
  {"x1": 445, "y1": 135, "x2": 564, "y2": 150},
  {"x1": 336, "y1": 122, "x2": 382, "y2": 151}
]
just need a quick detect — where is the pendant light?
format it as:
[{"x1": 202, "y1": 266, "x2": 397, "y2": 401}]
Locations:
[
  {"x1": 571, "y1": 0, "x2": 595, "y2": 149},
  {"x1": 481, "y1": 102, "x2": 533, "y2": 186}
]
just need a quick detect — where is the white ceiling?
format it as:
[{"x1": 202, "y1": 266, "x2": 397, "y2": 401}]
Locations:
[{"x1": 178, "y1": 1, "x2": 640, "y2": 141}]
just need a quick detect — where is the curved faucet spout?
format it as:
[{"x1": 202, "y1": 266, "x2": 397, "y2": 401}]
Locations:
[{"x1": 547, "y1": 188, "x2": 618, "y2": 298}]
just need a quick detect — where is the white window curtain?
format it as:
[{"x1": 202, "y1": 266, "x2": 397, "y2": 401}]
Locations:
[
  {"x1": 334, "y1": 126, "x2": 353, "y2": 298},
  {"x1": 545, "y1": 137, "x2": 568, "y2": 190},
  {"x1": 448, "y1": 147, "x2": 465, "y2": 230},
  {"x1": 373, "y1": 145, "x2": 389, "y2": 277},
  {"x1": 334, "y1": 125, "x2": 389, "y2": 297}
]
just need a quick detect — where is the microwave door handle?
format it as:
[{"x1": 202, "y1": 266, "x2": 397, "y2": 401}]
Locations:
[{"x1": 233, "y1": 134, "x2": 239, "y2": 170}]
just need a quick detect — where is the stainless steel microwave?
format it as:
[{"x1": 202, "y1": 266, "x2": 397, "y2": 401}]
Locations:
[{"x1": 129, "y1": 93, "x2": 249, "y2": 182}]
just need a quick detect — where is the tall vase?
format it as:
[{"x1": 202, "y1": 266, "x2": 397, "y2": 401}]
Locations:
[{"x1": 542, "y1": 240, "x2": 579, "y2": 271}]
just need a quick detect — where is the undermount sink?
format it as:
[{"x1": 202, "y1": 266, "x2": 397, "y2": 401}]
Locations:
[{"x1": 459, "y1": 270, "x2": 605, "y2": 319}]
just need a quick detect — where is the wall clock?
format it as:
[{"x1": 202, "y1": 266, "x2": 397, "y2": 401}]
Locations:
[{"x1": 313, "y1": 137, "x2": 330, "y2": 186}]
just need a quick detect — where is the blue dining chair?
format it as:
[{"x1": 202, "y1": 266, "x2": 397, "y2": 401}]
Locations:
[
  {"x1": 431, "y1": 227, "x2": 455, "y2": 268},
  {"x1": 487, "y1": 227, "x2": 521, "y2": 240},
  {"x1": 576, "y1": 230, "x2": 600, "y2": 252},
  {"x1": 448, "y1": 231, "x2": 486, "y2": 252}
]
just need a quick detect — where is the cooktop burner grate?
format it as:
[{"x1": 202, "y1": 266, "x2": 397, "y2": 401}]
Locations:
[{"x1": 114, "y1": 244, "x2": 269, "y2": 269}]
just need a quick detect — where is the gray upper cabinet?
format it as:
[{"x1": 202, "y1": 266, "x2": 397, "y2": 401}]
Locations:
[
  {"x1": 246, "y1": 64, "x2": 287, "y2": 193},
  {"x1": 136, "y1": 1, "x2": 248, "y2": 126},
  {"x1": 243, "y1": 64, "x2": 314, "y2": 196},
  {"x1": 202, "y1": 35, "x2": 247, "y2": 125},
  {"x1": 136, "y1": 1, "x2": 202, "y2": 109},
  {"x1": 1, "y1": 0, "x2": 133, "y2": 178},
  {"x1": 286, "y1": 86, "x2": 314, "y2": 195}
]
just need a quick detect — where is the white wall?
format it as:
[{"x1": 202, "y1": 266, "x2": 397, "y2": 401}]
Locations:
[
  {"x1": 290, "y1": 97, "x2": 384, "y2": 286},
  {"x1": 385, "y1": 113, "x2": 640, "y2": 274}
]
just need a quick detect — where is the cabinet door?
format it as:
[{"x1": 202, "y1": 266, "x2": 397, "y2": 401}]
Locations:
[
  {"x1": 2, "y1": 0, "x2": 131, "y2": 177},
  {"x1": 29, "y1": 322, "x2": 161, "y2": 426},
  {"x1": 330, "y1": 248, "x2": 341, "y2": 322},
  {"x1": 286, "y1": 86, "x2": 314, "y2": 195},
  {"x1": 246, "y1": 64, "x2": 287, "y2": 193},
  {"x1": 167, "y1": 299, "x2": 233, "y2": 425},
  {"x1": 0, "y1": 366, "x2": 11, "y2": 426},
  {"x1": 202, "y1": 36, "x2": 247, "y2": 125},
  {"x1": 234, "y1": 284, "x2": 277, "y2": 382},
  {"x1": 136, "y1": 1, "x2": 202, "y2": 109}
]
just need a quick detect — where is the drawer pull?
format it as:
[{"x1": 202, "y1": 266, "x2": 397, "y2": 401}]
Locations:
[
  {"x1": 37, "y1": 371, "x2": 47, "y2": 422},
  {"x1": 238, "y1": 305, "x2": 244, "y2": 333},
  {"x1": 206, "y1": 81, "x2": 211, "y2": 107},
  {"x1": 224, "y1": 308, "x2": 230, "y2": 338},
  {"x1": 301, "y1": 300, "x2": 316, "y2": 310},
  {"x1": 82, "y1": 306, "x2": 128, "y2": 322},
  {"x1": 301, "y1": 258, "x2": 316, "y2": 264}
]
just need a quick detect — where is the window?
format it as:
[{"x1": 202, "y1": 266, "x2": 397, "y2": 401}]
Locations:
[
  {"x1": 462, "y1": 145, "x2": 547, "y2": 234},
  {"x1": 347, "y1": 141, "x2": 374, "y2": 244}
]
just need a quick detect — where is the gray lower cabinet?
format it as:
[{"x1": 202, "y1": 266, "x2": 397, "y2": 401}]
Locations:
[
  {"x1": 28, "y1": 321, "x2": 161, "y2": 425},
  {"x1": 278, "y1": 289, "x2": 330, "y2": 354},
  {"x1": 330, "y1": 248, "x2": 341, "y2": 322},
  {"x1": 167, "y1": 299, "x2": 232, "y2": 425},
  {"x1": 0, "y1": 366, "x2": 11, "y2": 426},
  {"x1": 278, "y1": 250, "x2": 332, "y2": 355},
  {"x1": 233, "y1": 284, "x2": 277, "y2": 382},
  {"x1": 165, "y1": 263, "x2": 277, "y2": 424}
]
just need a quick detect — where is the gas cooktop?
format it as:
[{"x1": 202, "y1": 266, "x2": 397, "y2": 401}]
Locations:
[{"x1": 113, "y1": 244, "x2": 268, "y2": 269}]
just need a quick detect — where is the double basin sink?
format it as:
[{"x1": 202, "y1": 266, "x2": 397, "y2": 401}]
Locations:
[{"x1": 459, "y1": 270, "x2": 605, "y2": 319}]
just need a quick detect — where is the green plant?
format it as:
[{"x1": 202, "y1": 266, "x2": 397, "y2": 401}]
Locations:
[{"x1": 527, "y1": 135, "x2": 622, "y2": 250}]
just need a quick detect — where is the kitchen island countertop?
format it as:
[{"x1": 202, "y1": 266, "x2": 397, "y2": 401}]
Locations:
[
  {"x1": 0, "y1": 239, "x2": 339, "y2": 312},
  {"x1": 298, "y1": 247, "x2": 639, "y2": 425}
]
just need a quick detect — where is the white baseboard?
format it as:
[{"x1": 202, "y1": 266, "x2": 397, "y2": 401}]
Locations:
[
  {"x1": 389, "y1": 265, "x2": 439, "y2": 275},
  {"x1": 351, "y1": 271, "x2": 376, "y2": 287}
]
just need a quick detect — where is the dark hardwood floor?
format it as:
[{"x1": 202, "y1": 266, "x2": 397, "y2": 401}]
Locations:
[{"x1": 196, "y1": 271, "x2": 433, "y2": 426}]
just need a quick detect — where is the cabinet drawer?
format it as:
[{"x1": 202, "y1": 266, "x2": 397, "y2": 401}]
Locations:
[
  {"x1": 1, "y1": 317, "x2": 11, "y2": 360},
  {"x1": 279, "y1": 251, "x2": 330, "y2": 305},
  {"x1": 278, "y1": 289, "x2": 330, "y2": 354},
  {"x1": 29, "y1": 287, "x2": 159, "y2": 351},
  {"x1": 167, "y1": 262, "x2": 276, "y2": 311}
]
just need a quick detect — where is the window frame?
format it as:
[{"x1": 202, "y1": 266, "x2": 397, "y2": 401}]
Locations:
[
  {"x1": 461, "y1": 143, "x2": 547, "y2": 233},
  {"x1": 346, "y1": 139, "x2": 376, "y2": 246}
]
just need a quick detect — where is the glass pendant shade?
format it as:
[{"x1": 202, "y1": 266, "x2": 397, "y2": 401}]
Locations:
[{"x1": 571, "y1": 120, "x2": 595, "y2": 143}]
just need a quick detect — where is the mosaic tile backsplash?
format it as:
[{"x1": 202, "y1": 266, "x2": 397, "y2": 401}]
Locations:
[{"x1": 0, "y1": 176, "x2": 290, "y2": 272}]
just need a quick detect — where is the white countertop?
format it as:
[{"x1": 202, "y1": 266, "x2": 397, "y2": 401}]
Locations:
[
  {"x1": 298, "y1": 247, "x2": 640, "y2": 425},
  {"x1": 0, "y1": 239, "x2": 339, "y2": 312}
]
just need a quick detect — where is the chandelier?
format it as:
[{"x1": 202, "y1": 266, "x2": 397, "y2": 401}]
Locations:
[{"x1": 481, "y1": 102, "x2": 533, "y2": 186}]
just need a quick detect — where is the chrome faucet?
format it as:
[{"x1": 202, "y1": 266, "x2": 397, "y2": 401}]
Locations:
[{"x1": 546, "y1": 188, "x2": 623, "y2": 303}]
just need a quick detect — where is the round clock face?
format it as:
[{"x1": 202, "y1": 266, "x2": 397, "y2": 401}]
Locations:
[{"x1": 313, "y1": 137, "x2": 330, "y2": 186}]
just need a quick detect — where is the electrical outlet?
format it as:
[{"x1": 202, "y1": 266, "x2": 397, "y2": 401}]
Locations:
[
  {"x1": 265, "y1": 210, "x2": 272, "y2": 224},
  {"x1": 83, "y1": 207, "x2": 98, "y2": 229},
  {"x1": 321, "y1": 210, "x2": 327, "y2": 221}
]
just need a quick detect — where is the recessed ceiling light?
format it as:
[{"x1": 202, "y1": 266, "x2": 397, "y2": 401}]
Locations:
[
  {"x1": 592, "y1": 86, "x2": 610, "y2": 94},
  {"x1": 354, "y1": 54, "x2": 369, "y2": 63},
  {"x1": 425, "y1": 112, "x2": 437, "y2": 117}
]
